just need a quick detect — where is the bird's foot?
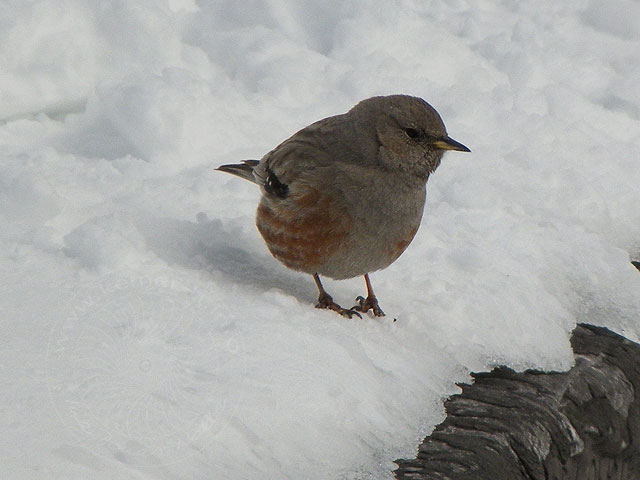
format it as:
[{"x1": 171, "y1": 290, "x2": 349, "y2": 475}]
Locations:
[
  {"x1": 316, "y1": 292, "x2": 362, "y2": 319},
  {"x1": 353, "y1": 295, "x2": 385, "y2": 317}
]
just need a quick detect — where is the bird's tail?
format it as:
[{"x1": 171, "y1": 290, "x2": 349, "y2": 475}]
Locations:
[{"x1": 216, "y1": 160, "x2": 260, "y2": 183}]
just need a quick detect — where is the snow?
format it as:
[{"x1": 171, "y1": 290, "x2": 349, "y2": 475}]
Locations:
[{"x1": 1, "y1": 1, "x2": 640, "y2": 478}]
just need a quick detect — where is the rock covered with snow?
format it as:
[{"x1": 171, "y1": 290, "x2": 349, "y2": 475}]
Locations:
[{"x1": 1, "y1": 1, "x2": 640, "y2": 479}]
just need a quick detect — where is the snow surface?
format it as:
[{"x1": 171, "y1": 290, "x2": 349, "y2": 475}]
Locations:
[{"x1": 2, "y1": 1, "x2": 640, "y2": 479}]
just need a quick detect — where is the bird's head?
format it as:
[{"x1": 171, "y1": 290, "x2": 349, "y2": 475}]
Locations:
[{"x1": 352, "y1": 95, "x2": 470, "y2": 180}]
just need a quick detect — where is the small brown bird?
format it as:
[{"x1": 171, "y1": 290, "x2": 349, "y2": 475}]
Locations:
[{"x1": 218, "y1": 95, "x2": 469, "y2": 317}]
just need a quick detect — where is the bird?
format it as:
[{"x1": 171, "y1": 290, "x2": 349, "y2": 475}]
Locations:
[{"x1": 217, "y1": 94, "x2": 469, "y2": 318}]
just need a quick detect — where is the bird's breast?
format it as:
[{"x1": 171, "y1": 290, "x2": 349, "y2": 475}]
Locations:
[
  {"x1": 328, "y1": 171, "x2": 427, "y2": 276},
  {"x1": 255, "y1": 169, "x2": 427, "y2": 279}
]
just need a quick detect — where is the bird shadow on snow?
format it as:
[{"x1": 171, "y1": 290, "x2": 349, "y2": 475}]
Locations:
[{"x1": 138, "y1": 215, "x2": 314, "y2": 303}]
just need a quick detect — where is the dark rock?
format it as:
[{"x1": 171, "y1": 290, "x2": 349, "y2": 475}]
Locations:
[{"x1": 394, "y1": 324, "x2": 640, "y2": 479}]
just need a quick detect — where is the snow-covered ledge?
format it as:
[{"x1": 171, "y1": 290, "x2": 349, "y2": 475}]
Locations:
[{"x1": 395, "y1": 323, "x2": 640, "y2": 479}]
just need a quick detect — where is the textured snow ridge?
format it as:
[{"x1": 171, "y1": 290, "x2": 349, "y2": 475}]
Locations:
[{"x1": 1, "y1": 1, "x2": 639, "y2": 479}]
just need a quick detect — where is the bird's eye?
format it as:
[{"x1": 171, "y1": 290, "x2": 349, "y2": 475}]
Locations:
[{"x1": 405, "y1": 128, "x2": 420, "y2": 139}]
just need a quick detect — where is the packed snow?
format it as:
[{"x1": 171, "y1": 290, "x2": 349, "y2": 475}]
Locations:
[{"x1": 2, "y1": 1, "x2": 640, "y2": 479}]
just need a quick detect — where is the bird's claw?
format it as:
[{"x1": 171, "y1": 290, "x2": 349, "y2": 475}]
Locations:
[
  {"x1": 352, "y1": 295, "x2": 385, "y2": 317},
  {"x1": 342, "y1": 308, "x2": 362, "y2": 319},
  {"x1": 316, "y1": 293, "x2": 362, "y2": 318}
]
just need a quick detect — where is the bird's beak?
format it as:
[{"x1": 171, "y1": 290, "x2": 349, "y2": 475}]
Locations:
[{"x1": 433, "y1": 136, "x2": 471, "y2": 152}]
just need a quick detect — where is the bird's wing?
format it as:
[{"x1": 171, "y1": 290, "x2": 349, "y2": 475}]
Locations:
[{"x1": 256, "y1": 115, "x2": 352, "y2": 196}]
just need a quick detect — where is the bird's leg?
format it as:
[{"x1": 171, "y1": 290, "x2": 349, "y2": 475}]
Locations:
[
  {"x1": 313, "y1": 274, "x2": 361, "y2": 319},
  {"x1": 353, "y1": 274, "x2": 385, "y2": 316}
]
